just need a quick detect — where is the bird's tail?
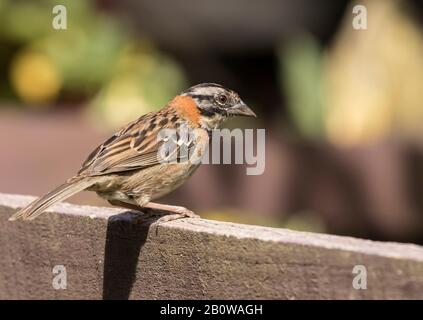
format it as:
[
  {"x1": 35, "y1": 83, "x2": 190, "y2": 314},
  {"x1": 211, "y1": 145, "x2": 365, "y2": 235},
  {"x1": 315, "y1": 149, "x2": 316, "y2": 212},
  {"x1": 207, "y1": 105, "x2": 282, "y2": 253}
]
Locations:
[{"x1": 9, "y1": 176, "x2": 97, "y2": 221}]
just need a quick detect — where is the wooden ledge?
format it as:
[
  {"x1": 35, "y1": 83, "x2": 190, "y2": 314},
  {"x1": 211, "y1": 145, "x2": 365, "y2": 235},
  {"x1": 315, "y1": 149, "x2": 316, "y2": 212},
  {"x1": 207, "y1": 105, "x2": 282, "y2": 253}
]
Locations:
[{"x1": 0, "y1": 193, "x2": 422, "y2": 299}]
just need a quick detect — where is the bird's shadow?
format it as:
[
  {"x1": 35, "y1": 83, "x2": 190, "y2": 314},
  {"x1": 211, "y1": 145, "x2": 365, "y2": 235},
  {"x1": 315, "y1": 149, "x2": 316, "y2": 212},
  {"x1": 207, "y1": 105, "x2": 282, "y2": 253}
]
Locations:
[{"x1": 102, "y1": 210, "x2": 161, "y2": 300}]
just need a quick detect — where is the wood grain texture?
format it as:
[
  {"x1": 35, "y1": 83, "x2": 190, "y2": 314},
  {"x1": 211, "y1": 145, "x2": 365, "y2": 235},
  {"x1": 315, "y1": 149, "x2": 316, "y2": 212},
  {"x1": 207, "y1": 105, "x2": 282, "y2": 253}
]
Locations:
[{"x1": 0, "y1": 192, "x2": 423, "y2": 300}]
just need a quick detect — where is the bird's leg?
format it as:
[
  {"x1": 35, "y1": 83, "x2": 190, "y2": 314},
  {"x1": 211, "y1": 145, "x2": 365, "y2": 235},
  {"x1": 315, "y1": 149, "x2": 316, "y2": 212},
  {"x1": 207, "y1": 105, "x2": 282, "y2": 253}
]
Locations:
[
  {"x1": 141, "y1": 202, "x2": 200, "y2": 222},
  {"x1": 107, "y1": 199, "x2": 141, "y2": 212},
  {"x1": 108, "y1": 199, "x2": 199, "y2": 223},
  {"x1": 142, "y1": 202, "x2": 200, "y2": 223},
  {"x1": 143, "y1": 202, "x2": 199, "y2": 217}
]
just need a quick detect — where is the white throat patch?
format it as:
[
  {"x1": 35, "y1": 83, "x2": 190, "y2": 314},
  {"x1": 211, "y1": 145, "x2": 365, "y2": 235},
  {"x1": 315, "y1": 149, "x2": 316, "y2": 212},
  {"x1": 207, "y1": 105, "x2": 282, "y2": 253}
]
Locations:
[{"x1": 199, "y1": 114, "x2": 225, "y2": 130}]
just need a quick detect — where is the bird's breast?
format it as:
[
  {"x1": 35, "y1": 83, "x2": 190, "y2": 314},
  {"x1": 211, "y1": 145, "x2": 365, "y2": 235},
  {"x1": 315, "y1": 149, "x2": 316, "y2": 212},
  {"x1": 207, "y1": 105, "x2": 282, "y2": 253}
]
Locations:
[{"x1": 125, "y1": 162, "x2": 200, "y2": 199}]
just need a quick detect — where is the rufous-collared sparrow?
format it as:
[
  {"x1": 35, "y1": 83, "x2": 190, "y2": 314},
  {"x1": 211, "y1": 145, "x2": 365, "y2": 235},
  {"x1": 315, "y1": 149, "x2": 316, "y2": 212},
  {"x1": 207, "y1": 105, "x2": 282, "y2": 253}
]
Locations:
[{"x1": 9, "y1": 83, "x2": 256, "y2": 222}]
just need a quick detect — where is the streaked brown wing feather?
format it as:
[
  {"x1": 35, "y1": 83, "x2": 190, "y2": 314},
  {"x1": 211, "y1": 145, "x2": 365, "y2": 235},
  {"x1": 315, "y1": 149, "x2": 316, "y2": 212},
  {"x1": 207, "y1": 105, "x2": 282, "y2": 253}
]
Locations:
[{"x1": 78, "y1": 109, "x2": 189, "y2": 176}]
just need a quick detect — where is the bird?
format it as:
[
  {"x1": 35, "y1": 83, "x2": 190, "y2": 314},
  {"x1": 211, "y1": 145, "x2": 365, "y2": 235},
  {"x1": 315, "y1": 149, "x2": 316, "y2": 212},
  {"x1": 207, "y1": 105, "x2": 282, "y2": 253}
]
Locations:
[{"x1": 9, "y1": 83, "x2": 256, "y2": 222}]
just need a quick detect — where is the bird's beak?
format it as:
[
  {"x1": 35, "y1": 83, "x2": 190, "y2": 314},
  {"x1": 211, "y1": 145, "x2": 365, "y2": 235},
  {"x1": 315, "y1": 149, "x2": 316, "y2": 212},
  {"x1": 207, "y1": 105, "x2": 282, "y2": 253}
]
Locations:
[{"x1": 230, "y1": 101, "x2": 257, "y2": 117}]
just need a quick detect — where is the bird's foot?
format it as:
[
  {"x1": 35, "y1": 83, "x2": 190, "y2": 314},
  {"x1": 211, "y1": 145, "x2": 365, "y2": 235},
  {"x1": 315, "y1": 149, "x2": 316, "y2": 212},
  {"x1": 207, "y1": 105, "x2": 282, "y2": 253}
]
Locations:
[
  {"x1": 108, "y1": 199, "x2": 199, "y2": 223},
  {"x1": 142, "y1": 202, "x2": 199, "y2": 222}
]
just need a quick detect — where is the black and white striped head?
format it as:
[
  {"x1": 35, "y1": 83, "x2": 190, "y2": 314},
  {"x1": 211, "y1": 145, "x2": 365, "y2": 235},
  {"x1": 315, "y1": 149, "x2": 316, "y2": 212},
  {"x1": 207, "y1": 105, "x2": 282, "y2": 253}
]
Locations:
[{"x1": 182, "y1": 83, "x2": 256, "y2": 129}]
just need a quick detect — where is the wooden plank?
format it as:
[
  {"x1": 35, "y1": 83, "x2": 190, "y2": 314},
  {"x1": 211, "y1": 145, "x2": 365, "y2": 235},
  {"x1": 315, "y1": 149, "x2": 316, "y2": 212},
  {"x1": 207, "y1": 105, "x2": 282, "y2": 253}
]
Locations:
[{"x1": 0, "y1": 193, "x2": 422, "y2": 299}]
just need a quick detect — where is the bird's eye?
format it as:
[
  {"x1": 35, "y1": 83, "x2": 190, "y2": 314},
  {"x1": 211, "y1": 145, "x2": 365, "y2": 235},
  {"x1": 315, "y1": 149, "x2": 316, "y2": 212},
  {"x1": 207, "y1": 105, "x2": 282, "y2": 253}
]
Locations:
[{"x1": 216, "y1": 94, "x2": 228, "y2": 106}]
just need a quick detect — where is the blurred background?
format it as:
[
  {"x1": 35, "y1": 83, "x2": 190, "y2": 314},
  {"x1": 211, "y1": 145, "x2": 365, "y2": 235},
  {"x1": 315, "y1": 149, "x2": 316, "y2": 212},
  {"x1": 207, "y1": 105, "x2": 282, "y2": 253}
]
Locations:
[{"x1": 2, "y1": 0, "x2": 423, "y2": 244}]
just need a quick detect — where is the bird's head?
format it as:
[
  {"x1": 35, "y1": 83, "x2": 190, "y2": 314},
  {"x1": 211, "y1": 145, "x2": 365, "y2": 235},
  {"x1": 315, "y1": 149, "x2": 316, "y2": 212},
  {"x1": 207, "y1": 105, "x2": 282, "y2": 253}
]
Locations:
[{"x1": 181, "y1": 83, "x2": 256, "y2": 130}]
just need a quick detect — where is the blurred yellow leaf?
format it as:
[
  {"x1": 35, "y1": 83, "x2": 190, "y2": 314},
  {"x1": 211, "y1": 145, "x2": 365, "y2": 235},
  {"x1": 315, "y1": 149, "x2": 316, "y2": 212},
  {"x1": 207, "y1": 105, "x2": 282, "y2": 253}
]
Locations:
[
  {"x1": 10, "y1": 50, "x2": 61, "y2": 106},
  {"x1": 324, "y1": 0, "x2": 423, "y2": 146}
]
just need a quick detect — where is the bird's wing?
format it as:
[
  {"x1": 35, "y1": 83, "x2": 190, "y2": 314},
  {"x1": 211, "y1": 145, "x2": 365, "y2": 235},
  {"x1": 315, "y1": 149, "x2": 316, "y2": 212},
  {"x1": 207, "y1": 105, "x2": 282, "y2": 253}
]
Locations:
[{"x1": 78, "y1": 110, "x2": 198, "y2": 176}]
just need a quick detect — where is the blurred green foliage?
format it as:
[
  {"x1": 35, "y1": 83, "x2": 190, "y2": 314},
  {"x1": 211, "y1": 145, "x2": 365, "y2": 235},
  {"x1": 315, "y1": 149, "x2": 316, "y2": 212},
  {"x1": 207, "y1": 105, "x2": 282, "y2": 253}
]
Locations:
[
  {"x1": 277, "y1": 35, "x2": 325, "y2": 139},
  {"x1": 0, "y1": 0, "x2": 187, "y2": 128},
  {"x1": 278, "y1": 0, "x2": 423, "y2": 146},
  {"x1": 0, "y1": 0, "x2": 124, "y2": 93},
  {"x1": 89, "y1": 41, "x2": 187, "y2": 129}
]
